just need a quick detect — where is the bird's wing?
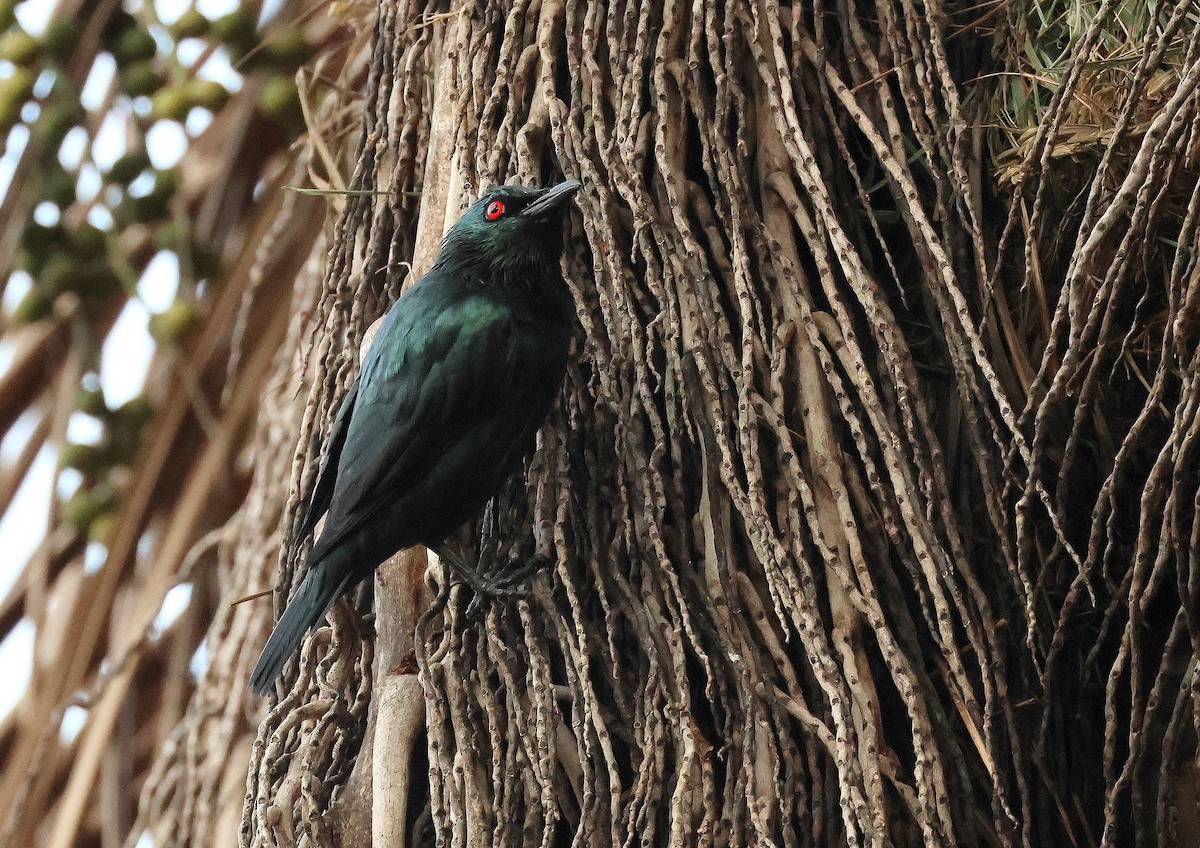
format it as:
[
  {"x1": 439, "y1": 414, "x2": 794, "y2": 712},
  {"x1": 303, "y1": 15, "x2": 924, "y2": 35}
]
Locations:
[
  {"x1": 292, "y1": 379, "x2": 359, "y2": 546},
  {"x1": 306, "y1": 288, "x2": 547, "y2": 563}
]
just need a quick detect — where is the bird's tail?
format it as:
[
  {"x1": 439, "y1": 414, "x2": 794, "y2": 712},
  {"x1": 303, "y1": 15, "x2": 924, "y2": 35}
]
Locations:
[{"x1": 250, "y1": 555, "x2": 352, "y2": 694}]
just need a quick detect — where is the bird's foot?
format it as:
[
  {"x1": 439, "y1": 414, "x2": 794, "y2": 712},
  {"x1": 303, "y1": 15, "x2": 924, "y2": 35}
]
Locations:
[{"x1": 431, "y1": 547, "x2": 549, "y2": 616}]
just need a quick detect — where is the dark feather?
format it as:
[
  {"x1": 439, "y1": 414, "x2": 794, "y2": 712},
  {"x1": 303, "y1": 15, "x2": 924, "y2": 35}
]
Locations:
[
  {"x1": 306, "y1": 272, "x2": 570, "y2": 567},
  {"x1": 293, "y1": 381, "x2": 359, "y2": 548},
  {"x1": 250, "y1": 550, "x2": 354, "y2": 694},
  {"x1": 250, "y1": 180, "x2": 580, "y2": 693}
]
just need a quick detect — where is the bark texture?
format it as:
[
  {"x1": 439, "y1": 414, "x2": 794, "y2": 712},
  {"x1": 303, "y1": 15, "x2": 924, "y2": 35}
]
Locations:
[
  {"x1": 3, "y1": 1, "x2": 1197, "y2": 848},
  {"x1": 232, "y1": 1, "x2": 1200, "y2": 847}
]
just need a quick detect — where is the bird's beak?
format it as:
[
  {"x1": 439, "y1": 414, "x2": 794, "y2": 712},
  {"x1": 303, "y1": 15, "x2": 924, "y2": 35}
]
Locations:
[{"x1": 520, "y1": 179, "x2": 581, "y2": 219}]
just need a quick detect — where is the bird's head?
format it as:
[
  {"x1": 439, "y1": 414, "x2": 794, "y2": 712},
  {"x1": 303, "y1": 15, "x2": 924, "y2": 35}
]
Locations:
[{"x1": 435, "y1": 180, "x2": 581, "y2": 281}]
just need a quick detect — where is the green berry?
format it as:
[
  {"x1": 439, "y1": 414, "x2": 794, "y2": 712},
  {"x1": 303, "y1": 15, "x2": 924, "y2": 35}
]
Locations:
[
  {"x1": 107, "y1": 397, "x2": 152, "y2": 461},
  {"x1": 113, "y1": 395, "x2": 154, "y2": 431},
  {"x1": 76, "y1": 385, "x2": 109, "y2": 416},
  {"x1": 100, "y1": 9, "x2": 137, "y2": 51},
  {"x1": 61, "y1": 442, "x2": 110, "y2": 475},
  {"x1": 150, "y1": 85, "x2": 191, "y2": 121},
  {"x1": 64, "y1": 482, "x2": 116, "y2": 530},
  {"x1": 0, "y1": 0, "x2": 18, "y2": 30},
  {"x1": 69, "y1": 223, "x2": 107, "y2": 259},
  {"x1": 151, "y1": 167, "x2": 180, "y2": 199},
  {"x1": 38, "y1": 252, "x2": 120, "y2": 300},
  {"x1": 38, "y1": 254, "x2": 80, "y2": 296},
  {"x1": 148, "y1": 300, "x2": 200, "y2": 345},
  {"x1": 11, "y1": 289, "x2": 53, "y2": 324},
  {"x1": 170, "y1": 9, "x2": 210, "y2": 40},
  {"x1": 118, "y1": 61, "x2": 166, "y2": 97},
  {"x1": 0, "y1": 29, "x2": 40, "y2": 66},
  {"x1": 114, "y1": 27, "x2": 157, "y2": 65},
  {"x1": 105, "y1": 150, "x2": 151, "y2": 184},
  {"x1": 257, "y1": 74, "x2": 300, "y2": 118},
  {"x1": 34, "y1": 99, "x2": 86, "y2": 153},
  {"x1": 0, "y1": 68, "x2": 34, "y2": 129},
  {"x1": 261, "y1": 27, "x2": 310, "y2": 70},
  {"x1": 115, "y1": 193, "x2": 171, "y2": 226},
  {"x1": 212, "y1": 10, "x2": 257, "y2": 47},
  {"x1": 19, "y1": 222, "x2": 65, "y2": 273},
  {"x1": 21, "y1": 222, "x2": 63, "y2": 255},
  {"x1": 185, "y1": 78, "x2": 229, "y2": 112},
  {"x1": 0, "y1": 74, "x2": 30, "y2": 127},
  {"x1": 87, "y1": 512, "x2": 118, "y2": 544},
  {"x1": 44, "y1": 168, "x2": 77, "y2": 208},
  {"x1": 0, "y1": 66, "x2": 36, "y2": 104},
  {"x1": 42, "y1": 19, "x2": 82, "y2": 65}
]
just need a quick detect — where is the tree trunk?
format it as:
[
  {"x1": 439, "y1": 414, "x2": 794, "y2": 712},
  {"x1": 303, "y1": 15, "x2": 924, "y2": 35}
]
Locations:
[
  {"x1": 236, "y1": 1, "x2": 1200, "y2": 846},
  {"x1": 10, "y1": 1, "x2": 1193, "y2": 847}
]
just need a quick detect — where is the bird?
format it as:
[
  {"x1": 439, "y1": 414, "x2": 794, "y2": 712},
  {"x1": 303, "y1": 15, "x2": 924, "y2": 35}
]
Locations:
[{"x1": 250, "y1": 179, "x2": 581, "y2": 694}]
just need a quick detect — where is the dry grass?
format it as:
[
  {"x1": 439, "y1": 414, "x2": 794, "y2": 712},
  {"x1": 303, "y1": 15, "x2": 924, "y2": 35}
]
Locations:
[{"x1": 992, "y1": 0, "x2": 1200, "y2": 185}]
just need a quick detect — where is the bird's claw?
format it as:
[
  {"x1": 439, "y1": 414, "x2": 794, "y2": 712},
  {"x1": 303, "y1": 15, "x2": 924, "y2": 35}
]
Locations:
[{"x1": 432, "y1": 547, "x2": 547, "y2": 617}]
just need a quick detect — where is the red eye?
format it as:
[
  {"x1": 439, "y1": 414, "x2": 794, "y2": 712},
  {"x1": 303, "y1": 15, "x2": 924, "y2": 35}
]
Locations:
[{"x1": 485, "y1": 200, "x2": 506, "y2": 221}]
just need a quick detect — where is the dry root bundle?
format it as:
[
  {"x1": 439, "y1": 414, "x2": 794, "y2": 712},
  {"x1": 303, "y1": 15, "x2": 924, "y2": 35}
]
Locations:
[
  {"x1": 10, "y1": 1, "x2": 1192, "y2": 847},
  {"x1": 236, "y1": 1, "x2": 1200, "y2": 846}
]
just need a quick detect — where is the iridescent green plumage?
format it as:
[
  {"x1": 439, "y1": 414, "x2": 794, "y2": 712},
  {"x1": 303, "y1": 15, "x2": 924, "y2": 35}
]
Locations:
[{"x1": 251, "y1": 181, "x2": 580, "y2": 693}]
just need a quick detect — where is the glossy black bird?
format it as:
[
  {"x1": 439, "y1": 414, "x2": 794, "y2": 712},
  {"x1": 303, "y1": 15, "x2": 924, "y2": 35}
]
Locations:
[{"x1": 250, "y1": 180, "x2": 580, "y2": 693}]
